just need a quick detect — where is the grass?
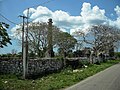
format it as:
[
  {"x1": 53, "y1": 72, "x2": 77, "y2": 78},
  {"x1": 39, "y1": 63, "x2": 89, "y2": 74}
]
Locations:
[{"x1": 0, "y1": 60, "x2": 119, "y2": 90}]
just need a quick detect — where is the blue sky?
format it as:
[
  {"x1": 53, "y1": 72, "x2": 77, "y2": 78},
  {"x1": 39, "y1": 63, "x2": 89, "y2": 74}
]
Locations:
[{"x1": 0, "y1": 0, "x2": 120, "y2": 54}]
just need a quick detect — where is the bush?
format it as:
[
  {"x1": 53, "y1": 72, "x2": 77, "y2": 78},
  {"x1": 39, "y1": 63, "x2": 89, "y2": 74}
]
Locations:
[{"x1": 66, "y1": 59, "x2": 80, "y2": 69}]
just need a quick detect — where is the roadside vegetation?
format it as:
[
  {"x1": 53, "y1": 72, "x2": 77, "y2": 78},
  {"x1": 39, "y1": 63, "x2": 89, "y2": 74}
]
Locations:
[
  {"x1": 1, "y1": 19, "x2": 120, "y2": 90},
  {"x1": 0, "y1": 60, "x2": 119, "y2": 90}
]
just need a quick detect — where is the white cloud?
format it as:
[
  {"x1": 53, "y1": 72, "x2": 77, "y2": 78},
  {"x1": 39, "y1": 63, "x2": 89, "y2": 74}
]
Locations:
[
  {"x1": 108, "y1": 5, "x2": 120, "y2": 29},
  {"x1": 11, "y1": 25, "x2": 22, "y2": 39},
  {"x1": 30, "y1": 6, "x2": 52, "y2": 19},
  {"x1": 114, "y1": 18, "x2": 120, "y2": 28},
  {"x1": 81, "y1": 2, "x2": 92, "y2": 17},
  {"x1": 81, "y1": 2, "x2": 107, "y2": 25},
  {"x1": 114, "y1": 5, "x2": 120, "y2": 16},
  {"x1": 60, "y1": 28, "x2": 68, "y2": 32},
  {"x1": 11, "y1": 2, "x2": 120, "y2": 37}
]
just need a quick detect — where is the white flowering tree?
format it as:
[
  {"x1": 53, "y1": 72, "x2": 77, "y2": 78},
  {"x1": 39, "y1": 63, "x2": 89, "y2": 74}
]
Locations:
[
  {"x1": 13, "y1": 22, "x2": 77, "y2": 58},
  {"x1": 74, "y1": 25, "x2": 120, "y2": 63}
]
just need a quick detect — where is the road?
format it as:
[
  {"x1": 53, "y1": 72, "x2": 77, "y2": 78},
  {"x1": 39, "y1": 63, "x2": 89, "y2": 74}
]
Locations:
[{"x1": 64, "y1": 63, "x2": 120, "y2": 90}]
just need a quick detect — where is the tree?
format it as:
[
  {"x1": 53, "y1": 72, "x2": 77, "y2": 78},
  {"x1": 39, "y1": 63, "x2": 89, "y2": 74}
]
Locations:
[
  {"x1": 27, "y1": 22, "x2": 48, "y2": 57},
  {"x1": 15, "y1": 22, "x2": 77, "y2": 58},
  {"x1": 54, "y1": 32, "x2": 77, "y2": 57},
  {"x1": 0, "y1": 22, "x2": 12, "y2": 48},
  {"x1": 74, "y1": 25, "x2": 120, "y2": 63},
  {"x1": 27, "y1": 22, "x2": 63, "y2": 57},
  {"x1": 90, "y1": 25, "x2": 120, "y2": 57}
]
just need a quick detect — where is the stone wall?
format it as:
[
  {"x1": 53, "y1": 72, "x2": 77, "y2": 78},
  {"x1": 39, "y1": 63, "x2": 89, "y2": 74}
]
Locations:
[{"x1": 0, "y1": 58, "x2": 63, "y2": 76}]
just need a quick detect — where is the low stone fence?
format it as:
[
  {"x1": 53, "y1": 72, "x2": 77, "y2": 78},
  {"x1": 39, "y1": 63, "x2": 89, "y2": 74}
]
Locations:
[
  {"x1": 0, "y1": 58, "x2": 64, "y2": 76},
  {"x1": 0, "y1": 57, "x2": 96, "y2": 77}
]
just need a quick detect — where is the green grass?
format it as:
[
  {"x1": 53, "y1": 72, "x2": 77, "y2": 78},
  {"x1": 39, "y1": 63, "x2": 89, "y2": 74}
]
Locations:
[{"x1": 0, "y1": 60, "x2": 119, "y2": 90}]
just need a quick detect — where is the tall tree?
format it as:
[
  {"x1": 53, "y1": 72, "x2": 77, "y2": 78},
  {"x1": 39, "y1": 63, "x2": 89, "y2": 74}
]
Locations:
[
  {"x1": 74, "y1": 25, "x2": 120, "y2": 63},
  {"x1": 54, "y1": 32, "x2": 77, "y2": 57},
  {"x1": 28, "y1": 22, "x2": 64, "y2": 57},
  {"x1": 0, "y1": 22, "x2": 12, "y2": 48},
  {"x1": 28, "y1": 22, "x2": 48, "y2": 57},
  {"x1": 15, "y1": 22, "x2": 77, "y2": 58}
]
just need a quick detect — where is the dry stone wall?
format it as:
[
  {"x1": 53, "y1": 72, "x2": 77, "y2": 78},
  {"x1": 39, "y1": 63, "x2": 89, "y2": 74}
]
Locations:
[{"x1": 0, "y1": 58, "x2": 63, "y2": 76}]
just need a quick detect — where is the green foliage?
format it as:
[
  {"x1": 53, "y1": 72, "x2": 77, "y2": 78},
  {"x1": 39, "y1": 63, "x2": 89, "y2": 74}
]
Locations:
[
  {"x1": 55, "y1": 32, "x2": 77, "y2": 57},
  {"x1": 0, "y1": 22, "x2": 12, "y2": 48},
  {"x1": 0, "y1": 52, "x2": 22, "y2": 59},
  {"x1": 19, "y1": 22, "x2": 77, "y2": 58},
  {"x1": 115, "y1": 52, "x2": 120, "y2": 58},
  {"x1": 0, "y1": 60, "x2": 119, "y2": 90}
]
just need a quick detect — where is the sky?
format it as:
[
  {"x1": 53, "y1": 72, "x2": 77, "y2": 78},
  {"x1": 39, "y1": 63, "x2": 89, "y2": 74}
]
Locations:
[{"x1": 0, "y1": 0, "x2": 120, "y2": 54}]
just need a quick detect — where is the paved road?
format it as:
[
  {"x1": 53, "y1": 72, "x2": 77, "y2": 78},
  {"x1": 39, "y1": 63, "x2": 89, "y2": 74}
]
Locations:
[{"x1": 65, "y1": 63, "x2": 120, "y2": 90}]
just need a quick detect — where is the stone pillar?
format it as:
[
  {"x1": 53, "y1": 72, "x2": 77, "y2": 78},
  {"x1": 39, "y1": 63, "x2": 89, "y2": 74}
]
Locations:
[{"x1": 45, "y1": 18, "x2": 54, "y2": 58}]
